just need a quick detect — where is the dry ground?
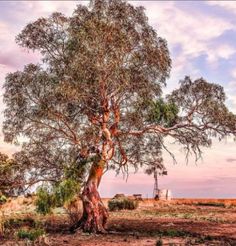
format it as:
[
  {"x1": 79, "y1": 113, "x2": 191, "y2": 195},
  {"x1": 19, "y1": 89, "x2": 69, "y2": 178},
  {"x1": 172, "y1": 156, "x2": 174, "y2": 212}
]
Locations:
[{"x1": 0, "y1": 197, "x2": 236, "y2": 245}]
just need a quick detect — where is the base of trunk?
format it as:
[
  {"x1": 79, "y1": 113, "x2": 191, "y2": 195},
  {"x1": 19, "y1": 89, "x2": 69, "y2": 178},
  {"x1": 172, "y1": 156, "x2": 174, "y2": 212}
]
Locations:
[{"x1": 70, "y1": 181, "x2": 108, "y2": 233}]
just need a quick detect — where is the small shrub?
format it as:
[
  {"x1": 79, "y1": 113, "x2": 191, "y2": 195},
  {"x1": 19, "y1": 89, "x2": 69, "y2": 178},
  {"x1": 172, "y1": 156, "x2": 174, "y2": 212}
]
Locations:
[
  {"x1": 35, "y1": 179, "x2": 80, "y2": 215},
  {"x1": 35, "y1": 187, "x2": 54, "y2": 215},
  {"x1": 53, "y1": 179, "x2": 80, "y2": 207},
  {"x1": 0, "y1": 195, "x2": 7, "y2": 204},
  {"x1": 17, "y1": 228, "x2": 45, "y2": 241},
  {"x1": 108, "y1": 198, "x2": 138, "y2": 211}
]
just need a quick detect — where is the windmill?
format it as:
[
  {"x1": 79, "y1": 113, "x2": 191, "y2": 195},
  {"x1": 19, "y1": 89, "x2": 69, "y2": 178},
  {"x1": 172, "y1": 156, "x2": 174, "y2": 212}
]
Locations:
[
  {"x1": 144, "y1": 156, "x2": 168, "y2": 198},
  {"x1": 153, "y1": 167, "x2": 167, "y2": 198}
]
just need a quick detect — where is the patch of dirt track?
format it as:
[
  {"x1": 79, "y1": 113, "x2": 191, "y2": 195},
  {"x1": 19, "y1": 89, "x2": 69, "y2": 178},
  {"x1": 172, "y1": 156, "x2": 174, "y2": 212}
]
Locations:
[
  {"x1": 108, "y1": 217, "x2": 236, "y2": 239},
  {"x1": 44, "y1": 217, "x2": 236, "y2": 245},
  {"x1": 3, "y1": 216, "x2": 234, "y2": 245}
]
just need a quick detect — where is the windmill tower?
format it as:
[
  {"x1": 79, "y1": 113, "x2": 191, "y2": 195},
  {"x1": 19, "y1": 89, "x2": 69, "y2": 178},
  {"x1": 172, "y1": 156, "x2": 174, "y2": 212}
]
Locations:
[
  {"x1": 153, "y1": 168, "x2": 168, "y2": 198},
  {"x1": 153, "y1": 168, "x2": 159, "y2": 198}
]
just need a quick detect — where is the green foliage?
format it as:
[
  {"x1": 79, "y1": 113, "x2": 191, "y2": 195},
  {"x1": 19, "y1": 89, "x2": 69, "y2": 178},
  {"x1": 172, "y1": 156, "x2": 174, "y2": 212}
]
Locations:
[
  {"x1": 108, "y1": 198, "x2": 138, "y2": 211},
  {"x1": 35, "y1": 179, "x2": 80, "y2": 215},
  {"x1": 53, "y1": 179, "x2": 80, "y2": 207},
  {"x1": 64, "y1": 160, "x2": 88, "y2": 184},
  {"x1": 17, "y1": 228, "x2": 44, "y2": 241},
  {"x1": 147, "y1": 99, "x2": 179, "y2": 127},
  {"x1": 0, "y1": 195, "x2": 7, "y2": 204},
  {"x1": 2, "y1": 216, "x2": 43, "y2": 239},
  {"x1": 35, "y1": 187, "x2": 54, "y2": 215}
]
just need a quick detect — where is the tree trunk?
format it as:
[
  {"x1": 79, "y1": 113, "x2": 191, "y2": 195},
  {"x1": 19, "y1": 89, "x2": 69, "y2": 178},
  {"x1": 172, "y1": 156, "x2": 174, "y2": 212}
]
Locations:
[{"x1": 72, "y1": 158, "x2": 108, "y2": 233}]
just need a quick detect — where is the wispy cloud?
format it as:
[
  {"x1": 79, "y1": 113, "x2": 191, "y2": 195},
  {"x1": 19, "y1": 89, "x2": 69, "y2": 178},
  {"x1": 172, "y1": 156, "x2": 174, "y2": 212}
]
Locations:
[
  {"x1": 226, "y1": 158, "x2": 236, "y2": 163},
  {"x1": 139, "y1": 2, "x2": 234, "y2": 62},
  {"x1": 207, "y1": 1, "x2": 236, "y2": 15},
  {"x1": 131, "y1": 1, "x2": 236, "y2": 96}
]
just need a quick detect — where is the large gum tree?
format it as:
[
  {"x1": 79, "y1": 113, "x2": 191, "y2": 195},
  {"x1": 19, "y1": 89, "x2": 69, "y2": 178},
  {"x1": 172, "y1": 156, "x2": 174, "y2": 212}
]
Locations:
[{"x1": 3, "y1": 0, "x2": 236, "y2": 233}]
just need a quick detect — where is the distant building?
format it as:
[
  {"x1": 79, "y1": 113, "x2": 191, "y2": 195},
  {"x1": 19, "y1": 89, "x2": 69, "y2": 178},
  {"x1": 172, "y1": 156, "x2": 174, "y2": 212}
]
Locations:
[
  {"x1": 113, "y1": 193, "x2": 126, "y2": 199},
  {"x1": 154, "y1": 189, "x2": 172, "y2": 200},
  {"x1": 133, "y1": 194, "x2": 143, "y2": 200}
]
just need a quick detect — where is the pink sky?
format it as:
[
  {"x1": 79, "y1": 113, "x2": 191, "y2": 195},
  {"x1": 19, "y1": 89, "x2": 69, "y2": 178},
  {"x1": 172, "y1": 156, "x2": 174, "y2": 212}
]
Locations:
[{"x1": 0, "y1": 1, "x2": 236, "y2": 198}]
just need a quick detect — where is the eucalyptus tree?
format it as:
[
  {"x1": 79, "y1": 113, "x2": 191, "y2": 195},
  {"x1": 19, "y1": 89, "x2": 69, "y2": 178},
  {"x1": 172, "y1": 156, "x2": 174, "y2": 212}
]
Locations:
[{"x1": 3, "y1": 0, "x2": 236, "y2": 233}]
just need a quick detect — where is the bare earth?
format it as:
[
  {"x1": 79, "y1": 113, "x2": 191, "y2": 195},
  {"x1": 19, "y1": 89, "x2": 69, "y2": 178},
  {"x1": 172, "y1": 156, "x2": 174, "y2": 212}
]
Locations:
[{"x1": 1, "y1": 198, "x2": 236, "y2": 245}]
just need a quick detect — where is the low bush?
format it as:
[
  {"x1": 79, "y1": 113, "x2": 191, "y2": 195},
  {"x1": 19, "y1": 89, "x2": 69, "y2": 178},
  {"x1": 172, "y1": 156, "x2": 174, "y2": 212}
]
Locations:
[
  {"x1": 0, "y1": 195, "x2": 7, "y2": 204},
  {"x1": 35, "y1": 179, "x2": 80, "y2": 215},
  {"x1": 17, "y1": 228, "x2": 45, "y2": 241},
  {"x1": 35, "y1": 187, "x2": 54, "y2": 215},
  {"x1": 108, "y1": 197, "x2": 138, "y2": 211}
]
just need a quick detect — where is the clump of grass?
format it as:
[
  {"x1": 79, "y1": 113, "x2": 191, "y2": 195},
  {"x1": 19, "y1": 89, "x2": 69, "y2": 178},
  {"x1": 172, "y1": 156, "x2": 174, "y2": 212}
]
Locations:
[
  {"x1": 182, "y1": 213, "x2": 193, "y2": 219},
  {"x1": 1, "y1": 216, "x2": 43, "y2": 239},
  {"x1": 159, "y1": 229, "x2": 190, "y2": 237},
  {"x1": 142, "y1": 210, "x2": 195, "y2": 220},
  {"x1": 0, "y1": 195, "x2": 7, "y2": 204},
  {"x1": 3, "y1": 216, "x2": 38, "y2": 229},
  {"x1": 108, "y1": 198, "x2": 138, "y2": 211},
  {"x1": 143, "y1": 229, "x2": 195, "y2": 238},
  {"x1": 17, "y1": 228, "x2": 45, "y2": 241},
  {"x1": 200, "y1": 216, "x2": 225, "y2": 223}
]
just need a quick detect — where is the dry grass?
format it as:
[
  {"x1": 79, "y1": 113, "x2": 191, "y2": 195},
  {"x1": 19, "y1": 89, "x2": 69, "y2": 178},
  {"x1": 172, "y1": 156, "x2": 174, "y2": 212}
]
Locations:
[{"x1": 1, "y1": 197, "x2": 236, "y2": 245}]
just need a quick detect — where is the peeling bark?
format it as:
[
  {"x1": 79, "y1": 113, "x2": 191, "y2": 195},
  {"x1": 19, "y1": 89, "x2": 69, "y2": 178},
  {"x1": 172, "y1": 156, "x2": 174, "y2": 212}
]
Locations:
[{"x1": 72, "y1": 158, "x2": 108, "y2": 233}]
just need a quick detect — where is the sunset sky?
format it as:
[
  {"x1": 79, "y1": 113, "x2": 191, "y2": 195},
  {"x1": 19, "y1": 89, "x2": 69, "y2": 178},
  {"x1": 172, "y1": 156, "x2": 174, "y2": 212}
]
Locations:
[{"x1": 0, "y1": 1, "x2": 235, "y2": 198}]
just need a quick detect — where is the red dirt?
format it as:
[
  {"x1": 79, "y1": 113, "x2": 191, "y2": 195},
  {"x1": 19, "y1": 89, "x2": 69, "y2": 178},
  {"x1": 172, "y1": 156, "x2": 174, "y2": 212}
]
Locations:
[{"x1": 1, "y1": 198, "x2": 236, "y2": 245}]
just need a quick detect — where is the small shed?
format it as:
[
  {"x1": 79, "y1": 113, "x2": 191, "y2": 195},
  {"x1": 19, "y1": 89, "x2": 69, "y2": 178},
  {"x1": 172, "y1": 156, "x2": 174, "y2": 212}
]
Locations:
[
  {"x1": 113, "y1": 193, "x2": 126, "y2": 199},
  {"x1": 133, "y1": 194, "x2": 143, "y2": 200},
  {"x1": 155, "y1": 189, "x2": 172, "y2": 201}
]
